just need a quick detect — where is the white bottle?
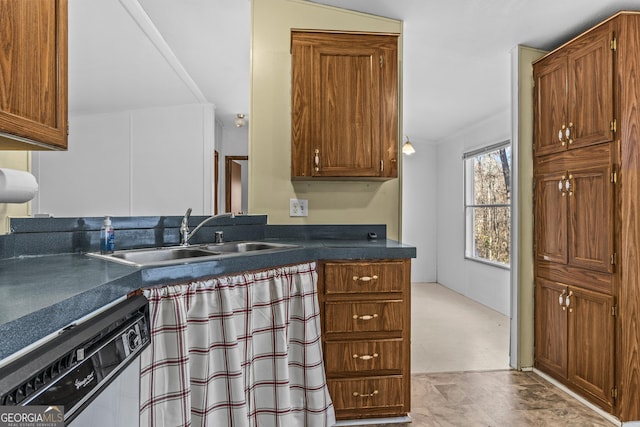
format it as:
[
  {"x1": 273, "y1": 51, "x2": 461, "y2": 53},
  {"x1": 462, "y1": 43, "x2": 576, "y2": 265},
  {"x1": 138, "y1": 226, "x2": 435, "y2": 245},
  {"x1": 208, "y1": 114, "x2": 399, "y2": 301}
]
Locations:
[{"x1": 100, "y1": 216, "x2": 115, "y2": 254}]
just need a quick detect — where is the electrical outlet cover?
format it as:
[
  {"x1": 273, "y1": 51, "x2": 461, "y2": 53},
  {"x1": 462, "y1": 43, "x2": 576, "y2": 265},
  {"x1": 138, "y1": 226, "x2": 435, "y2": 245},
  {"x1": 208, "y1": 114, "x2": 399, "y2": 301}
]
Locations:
[{"x1": 290, "y1": 198, "x2": 308, "y2": 217}]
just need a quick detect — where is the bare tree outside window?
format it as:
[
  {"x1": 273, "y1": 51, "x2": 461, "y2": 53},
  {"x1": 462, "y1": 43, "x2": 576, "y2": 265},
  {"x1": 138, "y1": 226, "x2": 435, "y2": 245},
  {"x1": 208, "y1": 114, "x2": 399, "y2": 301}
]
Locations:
[{"x1": 464, "y1": 142, "x2": 511, "y2": 267}]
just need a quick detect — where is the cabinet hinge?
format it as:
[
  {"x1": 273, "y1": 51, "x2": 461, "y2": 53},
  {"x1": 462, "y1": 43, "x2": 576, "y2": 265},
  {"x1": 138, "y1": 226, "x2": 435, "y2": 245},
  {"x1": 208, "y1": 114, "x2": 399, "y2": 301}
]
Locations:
[
  {"x1": 611, "y1": 171, "x2": 617, "y2": 183},
  {"x1": 611, "y1": 38, "x2": 617, "y2": 51},
  {"x1": 66, "y1": 121, "x2": 70, "y2": 136},
  {"x1": 612, "y1": 306, "x2": 618, "y2": 317},
  {"x1": 610, "y1": 119, "x2": 617, "y2": 132},
  {"x1": 611, "y1": 253, "x2": 617, "y2": 265},
  {"x1": 612, "y1": 386, "x2": 618, "y2": 400},
  {"x1": 379, "y1": 55, "x2": 383, "y2": 68}
]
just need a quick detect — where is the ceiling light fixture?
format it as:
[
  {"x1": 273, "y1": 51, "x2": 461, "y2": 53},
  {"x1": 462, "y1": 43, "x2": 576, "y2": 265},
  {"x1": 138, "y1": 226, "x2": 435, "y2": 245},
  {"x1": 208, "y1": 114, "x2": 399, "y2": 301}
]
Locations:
[
  {"x1": 402, "y1": 135, "x2": 416, "y2": 155},
  {"x1": 235, "y1": 113, "x2": 246, "y2": 128}
]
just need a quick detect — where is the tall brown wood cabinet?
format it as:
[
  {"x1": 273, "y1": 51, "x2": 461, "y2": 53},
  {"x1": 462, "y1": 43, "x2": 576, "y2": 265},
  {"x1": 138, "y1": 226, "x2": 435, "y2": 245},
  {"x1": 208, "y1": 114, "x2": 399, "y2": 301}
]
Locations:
[
  {"x1": 0, "y1": 0, "x2": 68, "y2": 150},
  {"x1": 533, "y1": 11, "x2": 640, "y2": 421},
  {"x1": 290, "y1": 31, "x2": 398, "y2": 179},
  {"x1": 317, "y1": 259, "x2": 411, "y2": 421}
]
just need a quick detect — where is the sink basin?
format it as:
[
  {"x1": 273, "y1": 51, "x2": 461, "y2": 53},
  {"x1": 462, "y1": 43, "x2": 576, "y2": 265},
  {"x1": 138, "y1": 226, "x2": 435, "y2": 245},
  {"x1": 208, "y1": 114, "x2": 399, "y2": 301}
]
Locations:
[
  {"x1": 202, "y1": 241, "x2": 298, "y2": 253},
  {"x1": 87, "y1": 241, "x2": 299, "y2": 267},
  {"x1": 108, "y1": 247, "x2": 221, "y2": 265}
]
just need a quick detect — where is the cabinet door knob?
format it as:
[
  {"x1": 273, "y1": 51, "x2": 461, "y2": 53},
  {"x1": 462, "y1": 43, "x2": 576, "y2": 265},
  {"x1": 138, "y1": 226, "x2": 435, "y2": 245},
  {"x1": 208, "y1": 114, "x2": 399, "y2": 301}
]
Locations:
[
  {"x1": 565, "y1": 290, "x2": 573, "y2": 310},
  {"x1": 352, "y1": 313, "x2": 378, "y2": 321},
  {"x1": 566, "y1": 122, "x2": 574, "y2": 144},
  {"x1": 314, "y1": 149, "x2": 320, "y2": 172},
  {"x1": 352, "y1": 275, "x2": 378, "y2": 282}
]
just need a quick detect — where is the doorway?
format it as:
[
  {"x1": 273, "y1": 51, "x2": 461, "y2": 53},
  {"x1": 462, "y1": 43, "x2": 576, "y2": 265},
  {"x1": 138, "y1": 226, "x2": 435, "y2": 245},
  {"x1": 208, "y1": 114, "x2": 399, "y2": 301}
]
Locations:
[{"x1": 225, "y1": 155, "x2": 248, "y2": 214}]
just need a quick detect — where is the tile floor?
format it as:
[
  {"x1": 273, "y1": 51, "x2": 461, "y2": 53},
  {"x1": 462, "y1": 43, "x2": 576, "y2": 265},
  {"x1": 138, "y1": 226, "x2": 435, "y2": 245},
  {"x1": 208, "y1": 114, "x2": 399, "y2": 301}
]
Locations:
[{"x1": 342, "y1": 283, "x2": 617, "y2": 427}]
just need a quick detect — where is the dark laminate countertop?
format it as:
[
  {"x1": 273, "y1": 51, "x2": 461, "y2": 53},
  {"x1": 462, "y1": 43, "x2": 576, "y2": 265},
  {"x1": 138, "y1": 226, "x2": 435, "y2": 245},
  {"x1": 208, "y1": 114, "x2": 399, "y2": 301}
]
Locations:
[{"x1": 0, "y1": 237, "x2": 415, "y2": 363}]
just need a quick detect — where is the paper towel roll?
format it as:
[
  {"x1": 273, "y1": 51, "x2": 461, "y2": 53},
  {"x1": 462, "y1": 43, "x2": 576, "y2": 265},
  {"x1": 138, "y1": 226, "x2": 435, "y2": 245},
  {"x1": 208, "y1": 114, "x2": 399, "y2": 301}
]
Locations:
[{"x1": 0, "y1": 168, "x2": 38, "y2": 203}]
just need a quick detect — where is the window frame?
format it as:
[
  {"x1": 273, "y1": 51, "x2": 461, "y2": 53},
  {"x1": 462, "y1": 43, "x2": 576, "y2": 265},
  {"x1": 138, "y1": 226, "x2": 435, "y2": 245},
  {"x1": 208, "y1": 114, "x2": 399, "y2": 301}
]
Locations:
[{"x1": 463, "y1": 140, "x2": 511, "y2": 269}]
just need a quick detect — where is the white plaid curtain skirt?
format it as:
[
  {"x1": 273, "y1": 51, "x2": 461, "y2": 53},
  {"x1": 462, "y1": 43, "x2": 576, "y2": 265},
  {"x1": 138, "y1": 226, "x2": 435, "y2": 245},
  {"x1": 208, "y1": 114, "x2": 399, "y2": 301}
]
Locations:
[{"x1": 140, "y1": 262, "x2": 335, "y2": 427}]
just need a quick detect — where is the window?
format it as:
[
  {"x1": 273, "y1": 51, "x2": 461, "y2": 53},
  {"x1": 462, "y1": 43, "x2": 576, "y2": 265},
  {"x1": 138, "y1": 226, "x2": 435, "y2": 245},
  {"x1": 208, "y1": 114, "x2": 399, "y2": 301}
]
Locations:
[{"x1": 464, "y1": 141, "x2": 511, "y2": 267}]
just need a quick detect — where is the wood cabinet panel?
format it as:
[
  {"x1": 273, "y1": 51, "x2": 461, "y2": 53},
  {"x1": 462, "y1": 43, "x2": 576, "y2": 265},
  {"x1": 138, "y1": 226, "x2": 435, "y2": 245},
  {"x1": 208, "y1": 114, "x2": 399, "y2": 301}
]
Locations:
[
  {"x1": 291, "y1": 31, "x2": 398, "y2": 179},
  {"x1": 325, "y1": 301, "x2": 403, "y2": 334},
  {"x1": 568, "y1": 287, "x2": 615, "y2": 411},
  {"x1": 327, "y1": 376, "x2": 404, "y2": 411},
  {"x1": 0, "y1": 0, "x2": 68, "y2": 150},
  {"x1": 568, "y1": 165, "x2": 614, "y2": 273},
  {"x1": 535, "y1": 278, "x2": 568, "y2": 378},
  {"x1": 534, "y1": 54, "x2": 567, "y2": 157},
  {"x1": 323, "y1": 261, "x2": 404, "y2": 294},
  {"x1": 535, "y1": 171, "x2": 568, "y2": 264},
  {"x1": 324, "y1": 339, "x2": 402, "y2": 374},
  {"x1": 566, "y1": 22, "x2": 614, "y2": 150},
  {"x1": 616, "y1": 13, "x2": 640, "y2": 422}
]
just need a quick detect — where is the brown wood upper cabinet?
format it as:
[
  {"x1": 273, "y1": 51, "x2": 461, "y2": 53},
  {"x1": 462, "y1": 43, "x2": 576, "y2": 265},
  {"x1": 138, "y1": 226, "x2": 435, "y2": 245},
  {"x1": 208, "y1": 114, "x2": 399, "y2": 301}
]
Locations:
[
  {"x1": 291, "y1": 31, "x2": 398, "y2": 179},
  {"x1": 0, "y1": 0, "x2": 68, "y2": 150},
  {"x1": 533, "y1": 21, "x2": 614, "y2": 157}
]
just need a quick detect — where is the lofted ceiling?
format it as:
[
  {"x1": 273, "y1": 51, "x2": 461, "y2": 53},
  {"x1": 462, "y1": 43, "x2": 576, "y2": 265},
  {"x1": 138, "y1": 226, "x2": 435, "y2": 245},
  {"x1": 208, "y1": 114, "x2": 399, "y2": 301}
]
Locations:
[{"x1": 69, "y1": 0, "x2": 640, "y2": 142}]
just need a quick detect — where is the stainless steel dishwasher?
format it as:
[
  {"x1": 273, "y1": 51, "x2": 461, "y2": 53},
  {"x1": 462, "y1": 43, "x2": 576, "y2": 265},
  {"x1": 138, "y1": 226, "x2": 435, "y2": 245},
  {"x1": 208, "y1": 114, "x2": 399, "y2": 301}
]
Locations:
[{"x1": 0, "y1": 294, "x2": 150, "y2": 425}]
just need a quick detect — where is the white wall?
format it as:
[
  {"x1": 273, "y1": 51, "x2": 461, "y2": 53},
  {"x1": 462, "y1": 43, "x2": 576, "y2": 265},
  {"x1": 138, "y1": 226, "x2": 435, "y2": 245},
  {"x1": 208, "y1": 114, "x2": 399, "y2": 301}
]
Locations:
[
  {"x1": 32, "y1": 104, "x2": 215, "y2": 217},
  {"x1": 401, "y1": 144, "x2": 437, "y2": 282},
  {"x1": 435, "y1": 109, "x2": 511, "y2": 316}
]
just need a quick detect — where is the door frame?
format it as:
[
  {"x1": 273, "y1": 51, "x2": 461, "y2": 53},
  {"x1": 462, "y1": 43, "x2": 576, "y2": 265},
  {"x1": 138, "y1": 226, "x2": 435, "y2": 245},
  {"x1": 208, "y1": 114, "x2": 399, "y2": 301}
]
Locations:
[{"x1": 225, "y1": 155, "x2": 248, "y2": 213}]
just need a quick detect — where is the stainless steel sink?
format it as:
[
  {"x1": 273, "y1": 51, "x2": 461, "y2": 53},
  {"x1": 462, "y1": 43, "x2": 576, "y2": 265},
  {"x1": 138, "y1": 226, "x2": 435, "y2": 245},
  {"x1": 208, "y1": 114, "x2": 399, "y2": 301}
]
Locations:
[
  {"x1": 87, "y1": 241, "x2": 299, "y2": 267},
  {"x1": 202, "y1": 241, "x2": 297, "y2": 253}
]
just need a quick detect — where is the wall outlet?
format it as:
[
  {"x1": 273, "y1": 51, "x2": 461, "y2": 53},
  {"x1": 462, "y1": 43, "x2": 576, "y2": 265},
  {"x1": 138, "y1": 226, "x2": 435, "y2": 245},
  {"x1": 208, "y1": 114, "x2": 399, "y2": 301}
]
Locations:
[{"x1": 290, "y1": 198, "x2": 308, "y2": 217}]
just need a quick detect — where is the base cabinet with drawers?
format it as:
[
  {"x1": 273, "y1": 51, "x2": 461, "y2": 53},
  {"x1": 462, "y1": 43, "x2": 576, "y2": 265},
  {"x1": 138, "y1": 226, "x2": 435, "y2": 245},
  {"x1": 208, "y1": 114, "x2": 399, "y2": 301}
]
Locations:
[{"x1": 318, "y1": 259, "x2": 411, "y2": 420}]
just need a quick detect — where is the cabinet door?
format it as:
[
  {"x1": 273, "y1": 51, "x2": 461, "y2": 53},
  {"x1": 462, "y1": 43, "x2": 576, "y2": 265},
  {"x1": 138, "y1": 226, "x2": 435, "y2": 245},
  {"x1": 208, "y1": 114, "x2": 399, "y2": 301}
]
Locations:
[
  {"x1": 534, "y1": 54, "x2": 567, "y2": 157},
  {"x1": 566, "y1": 23, "x2": 614, "y2": 151},
  {"x1": 313, "y1": 43, "x2": 381, "y2": 177},
  {"x1": 535, "y1": 172, "x2": 568, "y2": 264},
  {"x1": 567, "y1": 164, "x2": 614, "y2": 273},
  {"x1": 0, "y1": 0, "x2": 68, "y2": 149},
  {"x1": 568, "y1": 287, "x2": 614, "y2": 411},
  {"x1": 534, "y1": 278, "x2": 568, "y2": 378}
]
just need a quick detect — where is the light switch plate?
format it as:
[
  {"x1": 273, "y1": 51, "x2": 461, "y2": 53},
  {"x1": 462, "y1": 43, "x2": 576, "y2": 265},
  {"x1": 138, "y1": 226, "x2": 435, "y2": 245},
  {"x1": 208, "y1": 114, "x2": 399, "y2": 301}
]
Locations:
[{"x1": 290, "y1": 198, "x2": 308, "y2": 217}]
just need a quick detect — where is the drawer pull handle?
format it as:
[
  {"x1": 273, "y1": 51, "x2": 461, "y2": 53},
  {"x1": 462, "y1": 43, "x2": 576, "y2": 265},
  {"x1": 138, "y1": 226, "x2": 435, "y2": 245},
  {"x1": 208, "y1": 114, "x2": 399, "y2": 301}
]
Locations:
[
  {"x1": 353, "y1": 390, "x2": 379, "y2": 398},
  {"x1": 352, "y1": 314, "x2": 378, "y2": 321},
  {"x1": 352, "y1": 353, "x2": 379, "y2": 360},
  {"x1": 352, "y1": 275, "x2": 378, "y2": 282}
]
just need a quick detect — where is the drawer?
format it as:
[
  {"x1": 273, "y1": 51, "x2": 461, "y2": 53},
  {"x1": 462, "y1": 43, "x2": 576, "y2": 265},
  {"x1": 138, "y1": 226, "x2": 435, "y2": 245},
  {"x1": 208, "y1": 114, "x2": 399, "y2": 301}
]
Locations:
[
  {"x1": 327, "y1": 376, "x2": 404, "y2": 411},
  {"x1": 323, "y1": 261, "x2": 405, "y2": 294},
  {"x1": 325, "y1": 301, "x2": 404, "y2": 333},
  {"x1": 324, "y1": 339, "x2": 402, "y2": 374}
]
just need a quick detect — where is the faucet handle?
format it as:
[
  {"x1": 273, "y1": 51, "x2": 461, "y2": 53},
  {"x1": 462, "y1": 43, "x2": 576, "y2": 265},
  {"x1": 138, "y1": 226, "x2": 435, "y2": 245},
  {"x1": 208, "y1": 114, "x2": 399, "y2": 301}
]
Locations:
[{"x1": 215, "y1": 231, "x2": 224, "y2": 243}]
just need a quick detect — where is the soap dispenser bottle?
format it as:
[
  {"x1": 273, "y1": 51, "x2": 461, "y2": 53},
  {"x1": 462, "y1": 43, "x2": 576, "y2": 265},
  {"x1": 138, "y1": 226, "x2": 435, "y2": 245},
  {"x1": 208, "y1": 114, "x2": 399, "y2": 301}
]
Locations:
[{"x1": 100, "y1": 216, "x2": 115, "y2": 254}]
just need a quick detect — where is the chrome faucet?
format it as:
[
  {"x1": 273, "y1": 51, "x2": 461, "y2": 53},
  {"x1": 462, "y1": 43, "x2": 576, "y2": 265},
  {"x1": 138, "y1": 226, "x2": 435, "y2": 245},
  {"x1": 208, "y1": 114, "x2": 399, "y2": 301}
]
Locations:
[
  {"x1": 180, "y1": 208, "x2": 236, "y2": 246},
  {"x1": 180, "y1": 208, "x2": 192, "y2": 246}
]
